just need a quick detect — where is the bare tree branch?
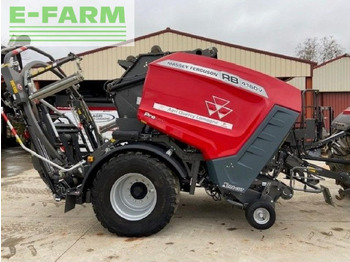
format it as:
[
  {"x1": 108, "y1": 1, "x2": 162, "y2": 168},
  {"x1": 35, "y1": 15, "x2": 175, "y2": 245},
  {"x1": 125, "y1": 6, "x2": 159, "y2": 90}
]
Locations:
[
  {"x1": 296, "y1": 37, "x2": 318, "y2": 62},
  {"x1": 295, "y1": 36, "x2": 344, "y2": 64}
]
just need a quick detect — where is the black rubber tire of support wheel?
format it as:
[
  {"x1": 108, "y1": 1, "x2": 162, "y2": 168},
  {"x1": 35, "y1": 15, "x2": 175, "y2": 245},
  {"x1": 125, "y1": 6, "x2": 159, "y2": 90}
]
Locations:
[
  {"x1": 91, "y1": 152, "x2": 180, "y2": 237},
  {"x1": 327, "y1": 133, "x2": 350, "y2": 189},
  {"x1": 245, "y1": 201, "x2": 276, "y2": 230}
]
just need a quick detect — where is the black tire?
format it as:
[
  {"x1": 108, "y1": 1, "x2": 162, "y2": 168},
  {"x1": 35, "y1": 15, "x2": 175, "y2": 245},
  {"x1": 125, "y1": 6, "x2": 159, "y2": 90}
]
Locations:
[
  {"x1": 92, "y1": 152, "x2": 180, "y2": 237},
  {"x1": 327, "y1": 132, "x2": 350, "y2": 189},
  {"x1": 245, "y1": 201, "x2": 276, "y2": 230}
]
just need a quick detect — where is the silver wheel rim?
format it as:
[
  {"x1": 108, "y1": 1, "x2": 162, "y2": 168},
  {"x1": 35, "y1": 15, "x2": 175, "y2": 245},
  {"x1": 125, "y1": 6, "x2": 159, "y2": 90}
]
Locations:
[
  {"x1": 110, "y1": 173, "x2": 157, "y2": 221},
  {"x1": 253, "y1": 207, "x2": 270, "y2": 225}
]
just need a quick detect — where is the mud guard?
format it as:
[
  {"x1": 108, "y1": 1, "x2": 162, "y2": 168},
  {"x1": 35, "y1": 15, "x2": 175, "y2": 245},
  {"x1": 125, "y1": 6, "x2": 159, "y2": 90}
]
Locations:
[{"x1": 64, "y1": 142, "x2": 188, "y2": 211}]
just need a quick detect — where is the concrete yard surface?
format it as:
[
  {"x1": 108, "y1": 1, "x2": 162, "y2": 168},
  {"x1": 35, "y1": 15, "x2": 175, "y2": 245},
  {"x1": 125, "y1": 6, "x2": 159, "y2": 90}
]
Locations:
[{"x1": 1, "y1": 166, "x2": 350, "y2": 261}]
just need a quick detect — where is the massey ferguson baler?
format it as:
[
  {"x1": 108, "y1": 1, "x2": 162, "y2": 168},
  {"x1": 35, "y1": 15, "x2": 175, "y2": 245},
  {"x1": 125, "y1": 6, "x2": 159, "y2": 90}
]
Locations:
[
  {"x1": 138, "y1": 53, "x2": 301, "y2": 193},
  {"x1": 1, "y1": 45, "x2": 349, "y2": 237}
]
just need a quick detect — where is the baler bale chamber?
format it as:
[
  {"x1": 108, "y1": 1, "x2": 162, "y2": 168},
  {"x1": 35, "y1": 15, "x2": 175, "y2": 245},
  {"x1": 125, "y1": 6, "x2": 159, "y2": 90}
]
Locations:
[
  {"x1": 101, "y1": 45, "x2": 313, "y2": 234},
  {"x1": 106, "y1": 46, "x2": 218, "y2": 130}
]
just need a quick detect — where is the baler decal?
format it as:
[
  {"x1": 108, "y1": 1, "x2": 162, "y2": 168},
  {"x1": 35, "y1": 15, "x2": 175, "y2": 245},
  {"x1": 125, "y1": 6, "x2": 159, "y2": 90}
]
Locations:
[
  {"x1": 157, "y1": 60, "x2": 268, "y2": 98},
  {"x1": 205, "y1": 96, "x2": 233, "y2": 119},
  {"x1": 153, "y1": 103, "x2": 233, "y2": 130},
  {"x1": 221, "y1": 182, "x2": 244, "y2": 193}
]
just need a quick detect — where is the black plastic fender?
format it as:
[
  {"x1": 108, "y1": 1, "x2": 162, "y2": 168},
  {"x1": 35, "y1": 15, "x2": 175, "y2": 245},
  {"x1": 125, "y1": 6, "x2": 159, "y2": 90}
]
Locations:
[{"x1": 79, "y1": 142, "x2": 188, "y2": 203}]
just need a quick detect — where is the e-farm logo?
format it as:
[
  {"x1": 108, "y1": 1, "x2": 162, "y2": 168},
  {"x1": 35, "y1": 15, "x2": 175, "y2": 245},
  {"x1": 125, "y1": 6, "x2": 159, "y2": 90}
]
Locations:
[{"x1": 2, "y1": 0, "x2": 135, "y2": 47}]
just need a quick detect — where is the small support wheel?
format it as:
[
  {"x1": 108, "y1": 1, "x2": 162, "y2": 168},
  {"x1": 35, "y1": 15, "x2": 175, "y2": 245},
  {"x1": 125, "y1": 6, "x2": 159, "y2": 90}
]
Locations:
[{"x1": 245, "y1": 201, "x2": 276, "y2": 230}]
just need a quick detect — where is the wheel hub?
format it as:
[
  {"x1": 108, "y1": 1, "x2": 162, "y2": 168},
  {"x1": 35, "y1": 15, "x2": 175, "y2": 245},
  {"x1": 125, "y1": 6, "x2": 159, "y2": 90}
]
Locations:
[
  {"x1": 253, "y1": 208, "x2": 270, "y2": 225},
  {"x1": 130, "y1": 182, "x2": 148, "y2": 200},
  {"x1": 110, "y1": 173, "x2": 157, "y2": 221}
]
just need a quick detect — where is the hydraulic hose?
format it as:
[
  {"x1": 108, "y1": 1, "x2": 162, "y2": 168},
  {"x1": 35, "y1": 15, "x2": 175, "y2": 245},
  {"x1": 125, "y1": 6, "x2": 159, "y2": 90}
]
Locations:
[{"x1": 1, "y1": 109, "x2": 86, "y2": 172}]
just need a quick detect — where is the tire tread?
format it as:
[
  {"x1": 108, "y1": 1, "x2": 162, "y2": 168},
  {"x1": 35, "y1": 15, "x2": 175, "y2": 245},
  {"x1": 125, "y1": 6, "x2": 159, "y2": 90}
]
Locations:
[{"x1": 91, "y1": 151, "x2": 179, "y2": 237}]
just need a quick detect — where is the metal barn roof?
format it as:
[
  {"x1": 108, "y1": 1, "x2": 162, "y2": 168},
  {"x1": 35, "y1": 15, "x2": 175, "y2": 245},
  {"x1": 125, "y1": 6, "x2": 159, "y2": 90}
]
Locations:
[{"x1": 34, "y1": 28, "x2": 315, "y2": 81}]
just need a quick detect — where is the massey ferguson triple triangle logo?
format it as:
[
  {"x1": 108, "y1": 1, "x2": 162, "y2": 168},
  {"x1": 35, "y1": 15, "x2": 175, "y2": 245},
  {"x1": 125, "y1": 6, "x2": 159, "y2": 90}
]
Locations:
[{"x1": 205, "y1": 96, "x2": 233, "y2": 119}]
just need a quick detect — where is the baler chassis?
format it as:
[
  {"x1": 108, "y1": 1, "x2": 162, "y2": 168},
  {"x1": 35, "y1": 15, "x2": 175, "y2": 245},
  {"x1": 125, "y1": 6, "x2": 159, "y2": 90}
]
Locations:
[{"x1": 1, "y1": 45, "x2": 349, "y2": 237}]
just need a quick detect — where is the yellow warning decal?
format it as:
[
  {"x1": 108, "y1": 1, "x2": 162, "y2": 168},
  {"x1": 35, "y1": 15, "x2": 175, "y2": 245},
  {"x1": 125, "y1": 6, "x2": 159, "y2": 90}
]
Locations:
[
  {"x1": 308, "y1": 167, "x2": 318, "y2": 173},
  {"x1": 10, "y1": 80, "x2": 18, "y2": 94},
  {"x1": 32, "y1": 65, "x2": 53, "y2": 77}
]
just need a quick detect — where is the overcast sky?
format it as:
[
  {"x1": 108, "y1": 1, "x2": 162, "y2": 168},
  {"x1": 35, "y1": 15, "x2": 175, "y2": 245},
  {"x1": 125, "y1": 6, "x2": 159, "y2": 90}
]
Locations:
[
  {"x1": 2, "y1": 0, "x2": 350, "y2": 60},
  {"x1": 133, "y1": 0, "x2": 350, "y2": 57}
]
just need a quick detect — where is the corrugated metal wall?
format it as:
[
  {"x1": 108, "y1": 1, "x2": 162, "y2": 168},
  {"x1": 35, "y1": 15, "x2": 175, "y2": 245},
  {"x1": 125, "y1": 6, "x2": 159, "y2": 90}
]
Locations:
[
  {"x1": 287, "y1": 77, "x2": 306, "y2": 90},
  {"x1": 288, "y1": 56, "x2": 350, "y2": 92},
  {"x1": 314, "y1": 56, "x2": 350, "y2": 92},
  {"x1": 321, "y1": 92, "x2": 350, "y2": 118},
  {"x1": 34, "y1": 30, "x2": 313, "y2": 81}
]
